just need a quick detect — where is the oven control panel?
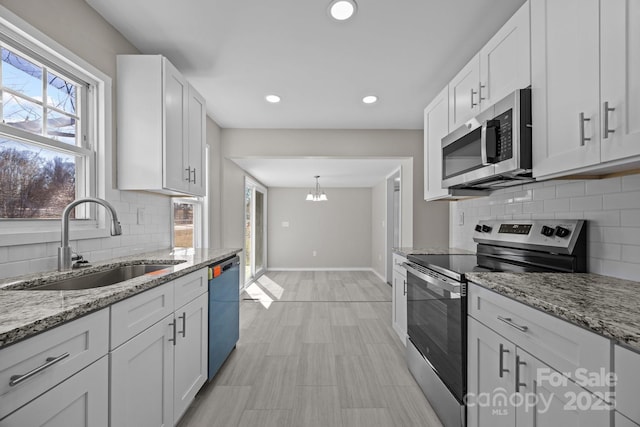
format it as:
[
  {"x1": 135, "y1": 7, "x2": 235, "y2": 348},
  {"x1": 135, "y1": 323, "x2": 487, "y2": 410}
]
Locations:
[{"x1": 473, "y1": 219, "x2": 585, "y2": 254}]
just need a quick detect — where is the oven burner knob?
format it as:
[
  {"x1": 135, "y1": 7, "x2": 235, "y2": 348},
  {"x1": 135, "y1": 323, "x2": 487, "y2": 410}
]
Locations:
[
  {"x1": 541, "y1": 225, "x2": 555, "y2": 237},
  {"x1": 555, "y1": 226, "x2": 571, "y2": 238},
  {"x1": 475, "y1": 224, "x2": 482, "y2": 232},
  {"x1": 481, "y1": 225, "x2": 492, "y2": 233}
]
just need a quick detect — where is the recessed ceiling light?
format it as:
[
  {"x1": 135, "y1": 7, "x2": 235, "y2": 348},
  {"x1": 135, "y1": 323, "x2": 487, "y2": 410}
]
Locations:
[
  {"x1": 329, "y1": 0, "x2": 357, "y2": 21},
  {"x1": 362, "y1": 95, "x2": 378, "y2": 104},
  {"x1": 265, "y1": 94, "x2": 281, "y2": 103}
]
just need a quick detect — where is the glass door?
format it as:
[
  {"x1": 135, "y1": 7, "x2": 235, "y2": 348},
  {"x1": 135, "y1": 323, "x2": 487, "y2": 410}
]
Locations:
[{"x1": 244, "y1": 178, "x2": 267, "y2": 285}]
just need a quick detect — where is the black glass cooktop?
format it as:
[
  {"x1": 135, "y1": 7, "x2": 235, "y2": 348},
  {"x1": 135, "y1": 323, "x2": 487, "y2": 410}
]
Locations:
[{"x1": 407, "y1": 254, "x2": 494, "y2": 282}]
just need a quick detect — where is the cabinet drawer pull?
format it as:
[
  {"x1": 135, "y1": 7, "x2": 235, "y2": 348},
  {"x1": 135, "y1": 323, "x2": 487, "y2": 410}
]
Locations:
[
  {"x1": 603, "y1": 101, "x2": 615, "y2": 139},
  {"x1": 403, "y1": 279, "x2": 407, "y2": 296},
  {"x1": 515, "y1": 355, "x2": 527, "y2": 392},
  {"x1": 191, "y1": 168, "x2": 196, "y2": 185},
  {"x1": 185, "y1": 167, "x2": 192, "y2": 182},
  {"x1": 9, "y1": 352, "x2": 70, "y2": 387},
  {"x1": 497, "y1": 316, "x2": 528, "y2": 332},
  {"x1": 499, "y1": 344, "x2": 510, "y2": 378},
  {"x1": 169, "y1": 319, "x2": 177, "y2": 345},
  {"x1": 478, "y1": 83, "x2": 486, "y2": 102},
  {"x1": 179, "y1": 312, "x2": 187, "y2": 338},
  {"x1": 470, "y1": 88, "x2": 478, "y2": 108},
  {"x1": 579, "y1": 112, "x2": 591, "y2": 146}
]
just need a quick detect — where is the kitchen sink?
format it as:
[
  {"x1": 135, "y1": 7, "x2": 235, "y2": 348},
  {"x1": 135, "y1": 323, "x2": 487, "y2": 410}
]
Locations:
[{"x1": 24, "y1": 264, "x2": 178, "y2": 291}]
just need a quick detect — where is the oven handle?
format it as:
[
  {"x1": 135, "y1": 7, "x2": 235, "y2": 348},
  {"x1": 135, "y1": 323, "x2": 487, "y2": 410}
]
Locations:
[{"x1": 402, "y1": 262, "x2": 461, "y2": 295}]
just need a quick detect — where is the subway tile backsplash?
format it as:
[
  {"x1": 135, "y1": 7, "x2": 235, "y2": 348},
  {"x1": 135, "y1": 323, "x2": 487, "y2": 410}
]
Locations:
[
  {"x1": 0, "y1": 191, "x2": 171, "y2": 280},
  {"x1": 449, "y1": 175, "x2": 640, "y2": 281}
]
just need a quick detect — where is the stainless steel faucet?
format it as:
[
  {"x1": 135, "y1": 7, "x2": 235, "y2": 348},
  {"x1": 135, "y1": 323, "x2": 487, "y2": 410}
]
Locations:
[{"x1": 58, "y1": 197, "x2": 122, "y2": 271}]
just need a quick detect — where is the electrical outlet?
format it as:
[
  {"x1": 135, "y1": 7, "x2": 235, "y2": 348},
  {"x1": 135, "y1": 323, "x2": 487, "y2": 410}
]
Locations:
[
  {"x1": 312, "y1": 250, "x2": 317, "y2": 257},
  {"x1": 137, "y1": 208, "x2": 145, "y2": 225},
  {"x1": 282, "y1": 221, "x2": 290, "y2": 228},
  {"x1": 458, "y1": 211, "x2": 464, "y2": 226}
]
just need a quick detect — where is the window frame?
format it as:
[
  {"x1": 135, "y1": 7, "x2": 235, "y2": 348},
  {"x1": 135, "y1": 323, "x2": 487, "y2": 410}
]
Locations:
[{"x1": 0, "y1": 6, "x2": 112, "y2": 247}]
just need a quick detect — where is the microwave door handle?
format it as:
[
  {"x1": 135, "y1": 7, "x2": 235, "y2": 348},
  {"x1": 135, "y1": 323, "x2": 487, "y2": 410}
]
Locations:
[{"x1": 481, "y1": 121, "x2": 489, "y2": 165}]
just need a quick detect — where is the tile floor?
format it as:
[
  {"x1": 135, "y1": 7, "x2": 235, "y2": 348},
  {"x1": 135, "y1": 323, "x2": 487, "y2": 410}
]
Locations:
[{"x1": 177, "y1": 271, "x2": 443, "y2": 427}]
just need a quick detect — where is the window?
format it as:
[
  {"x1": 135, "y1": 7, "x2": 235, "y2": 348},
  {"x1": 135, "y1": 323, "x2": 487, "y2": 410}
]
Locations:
[
  {"x1": 172, "y1": 198, "x2": 204, "y2": 249},
  {"x1": 0, "y1": 7, "x2": 111, "y2": 246},
  {"x1": 0, "y1": 40, "x2": 94, "y2": 219}
]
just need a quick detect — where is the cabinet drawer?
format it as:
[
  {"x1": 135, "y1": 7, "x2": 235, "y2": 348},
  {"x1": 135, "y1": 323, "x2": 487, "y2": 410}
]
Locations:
[
  {"x1": 392, "y1": 254, "x2": 407, "y2": 276},
  {"x1": 0, "y1": 356, "x2": 108, "y2": 426},
  {"x1": 0, "y1": 309, "x2": 109, "y2": 419},
  {"x1": 615, "y1": 345, "x2": 640, "y2": 423},
  {"x1": 468, "y1": 283, "x2": 611, "y2": 396},
  {"x1": 174, "y1": 268, "x2": 208, "y2": 309},
  {"x1": 111, "y1": 281, "x2": 174, "y2": 349}
]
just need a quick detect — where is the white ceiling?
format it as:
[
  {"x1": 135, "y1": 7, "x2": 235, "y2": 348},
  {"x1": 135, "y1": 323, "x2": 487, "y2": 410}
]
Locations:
[
  {"x1": 85, "y1": 0, "x2": 525, "y2": 130},
  {"x1": 231, "y1": 158, "x2": 403, "y2": 188}
]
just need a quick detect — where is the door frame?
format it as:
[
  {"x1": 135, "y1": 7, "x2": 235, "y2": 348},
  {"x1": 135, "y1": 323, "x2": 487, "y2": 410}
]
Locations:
[
  {"x1": 244, "y1": 176, "x2": 267, "y2": 286},
  {"x1": 385, "y1": 167, "x2": 402, "y2": 285}
]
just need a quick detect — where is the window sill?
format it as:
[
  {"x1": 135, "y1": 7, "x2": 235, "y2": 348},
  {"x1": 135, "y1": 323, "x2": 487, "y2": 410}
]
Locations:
[{"x1": 0, "y1": 226, "x2": 109, "y2": 247}]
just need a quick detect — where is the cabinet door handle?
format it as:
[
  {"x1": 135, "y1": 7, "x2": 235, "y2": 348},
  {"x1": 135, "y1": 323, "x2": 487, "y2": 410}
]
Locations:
[
  {"x1": 499, "y1": 343, "x2": 510, "y2": 378},
  {"x1": 497, "y1": 316, "x2": 528, "y2": 332},
  {"x1": 185, "y1": 167, "x2": 192, "y2": 182},
  {"x1": 470, "y1": 88, "x2": 478, "y2": 108},
  {"x1": 603, "y1": 101, "x2": 615, "y2": 139},
  {"x1": 515, "y1": 355, "x2": 527, "y2": 392},
  {"x1": 169, "y1": 319, "x2": 177, "y2": 345},
  {"x1": 9, "y1": 352, "x2": 70, "y2": 387},
  {"x1": 191, "y1": 168, "x2": 196, "y2": 185},
  {"x1": 478, "y1": 83, "x2": 486, "y2": 102},
  {"x1": 179, "y1": 312, "x2": 187, "y2": 338},
  {"x1": 403, "y1": 279, "x2": 407, "y2": 296},
  {"x1": 579, "y1": 112, "x2": 591, "y2": 146}
]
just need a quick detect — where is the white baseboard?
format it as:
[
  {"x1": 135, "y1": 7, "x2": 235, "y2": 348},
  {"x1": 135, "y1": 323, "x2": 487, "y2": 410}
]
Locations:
[
  {"x1": 267, "y1": 267, "x2": 373, "y2": 272},
  {"x1": 370, "y1": 269, "x2": 387, "y2": 284}
]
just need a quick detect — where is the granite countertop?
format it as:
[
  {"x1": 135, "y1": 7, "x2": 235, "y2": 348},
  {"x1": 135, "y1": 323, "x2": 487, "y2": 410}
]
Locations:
[
  {"x1": 0, "y1": 248, "x2": 241, "y2": 349},
  {"x1": 466, "y1": 272, "x2": 640, "y2": 352},
  {"x1": 392, "y1": 247, "x2": 474, "y2": 257}
]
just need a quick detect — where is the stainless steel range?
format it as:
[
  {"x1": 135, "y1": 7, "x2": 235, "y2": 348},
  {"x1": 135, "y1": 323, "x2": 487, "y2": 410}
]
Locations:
[{"x1": 403, "y1": 219, "x2": 587, "y2": 427}]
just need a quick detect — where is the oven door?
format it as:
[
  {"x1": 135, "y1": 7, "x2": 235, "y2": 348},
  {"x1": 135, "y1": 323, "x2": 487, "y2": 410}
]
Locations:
[{"x1": 404, "y1": 262, "x2": 466, "y2": 402}]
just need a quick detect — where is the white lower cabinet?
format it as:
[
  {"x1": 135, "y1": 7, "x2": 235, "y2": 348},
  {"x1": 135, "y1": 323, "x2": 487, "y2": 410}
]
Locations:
[
  {"x1": 0, "y1": 356, "x2": 108, "y2": 427},
  {"x1": 110, "y1": 318, "x2": 175, "y2": 427},
  {"x1": 110, "y1": 270, "x2": 209, "y2": 427},
  {"x1": 391, "y1": 253, "x2": 407, "y2": 345},
  {"x1": 173, "y1": 293, "x2": 209, "y2": 423},
  {"x1": 468, "y1": 283, "x2": 613, "y2": 427}
]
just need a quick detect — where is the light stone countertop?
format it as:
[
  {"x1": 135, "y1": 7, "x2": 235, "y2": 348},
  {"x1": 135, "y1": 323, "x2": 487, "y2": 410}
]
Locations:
[
  {"x1": 392, "y1": 247, "x2": 474, "y2": 257},
  {"x1": 466, "y1": 272, "x2": 640, "y2": 352},
  {"x1": 0, "y1": 248, "x2": 241, "y2": 349}
]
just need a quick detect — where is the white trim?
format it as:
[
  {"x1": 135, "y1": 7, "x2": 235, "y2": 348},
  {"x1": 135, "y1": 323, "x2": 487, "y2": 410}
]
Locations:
[
  {"x1": 370, "y1": 268, "x2": 387, "y2": 284},
  {"x1": 268, "y1": 267, "x2": 377, "y2": 272},
  {"x1": 0, "y1": 5, "x2": 113, "y2": 245}
]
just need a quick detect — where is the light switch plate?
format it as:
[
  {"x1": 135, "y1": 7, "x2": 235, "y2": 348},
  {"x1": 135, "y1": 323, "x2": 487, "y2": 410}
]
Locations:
[{"x1": 458, "y1": 211, "x2": 464, "y2": 226}]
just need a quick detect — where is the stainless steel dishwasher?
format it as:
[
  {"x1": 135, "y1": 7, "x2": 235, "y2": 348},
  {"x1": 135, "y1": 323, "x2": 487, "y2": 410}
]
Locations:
[{"x1": 207, "y1": 255, "x2": 240, "y2": 380}]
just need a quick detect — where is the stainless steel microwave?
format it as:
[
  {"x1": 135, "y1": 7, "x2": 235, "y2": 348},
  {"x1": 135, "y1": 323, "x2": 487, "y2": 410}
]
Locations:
[{"x1": 441, "y1": 88, "x2": 533, "y2": 190}]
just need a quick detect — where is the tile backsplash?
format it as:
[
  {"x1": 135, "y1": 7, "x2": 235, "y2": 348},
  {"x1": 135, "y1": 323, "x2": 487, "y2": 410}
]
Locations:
[
  {"x1": 0, "y1": 191, "x2": 171, "y2": 280},
  {"x1": 450, "y1": 174, "x2": 640, "y2": 281}
]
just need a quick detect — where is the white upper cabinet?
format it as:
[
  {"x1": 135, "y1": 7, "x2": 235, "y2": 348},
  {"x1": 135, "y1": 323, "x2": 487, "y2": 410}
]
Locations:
[
  {"x1": 600, "y1": 1, "x2": 640, "y2": 164},
  {"x1": 449, "y1": 1, "x2": 530, "y2": 132},
  {"x1": 479, "y1": 1, "x2": 531, "y2": 109},
  {"x1": 448, "y1": 56, "x2": 481, "y2": 131},
  {"x1": 424, "y1": 87, "x2": 451, "y2": 201},
  {"x1": 532, "y1": 0, "x2": 640, "y2": 178},
  {"x1": 117, "y1": 55, "x2": 206, "y2": 197}
]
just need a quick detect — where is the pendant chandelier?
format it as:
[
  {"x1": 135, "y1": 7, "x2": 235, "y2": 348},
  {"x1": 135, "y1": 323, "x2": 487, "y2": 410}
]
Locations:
[{"x1": 305, "y1": 175, "x2": 328, "y2": 201}]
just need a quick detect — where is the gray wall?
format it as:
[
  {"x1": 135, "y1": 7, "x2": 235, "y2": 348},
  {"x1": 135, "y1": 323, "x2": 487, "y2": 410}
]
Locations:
[
  {"x1": 450, "y1": 175, "x2": 640, "y2": 281},
  {"x1": 207, "y1": 117, "x2": 223, "y2": 248},
  {"x1": 220, "y1": 128, "x2": 450, "y2": 252},
  {"x1": 268, "y1": 188, "x2": 372, "y2": 269}
]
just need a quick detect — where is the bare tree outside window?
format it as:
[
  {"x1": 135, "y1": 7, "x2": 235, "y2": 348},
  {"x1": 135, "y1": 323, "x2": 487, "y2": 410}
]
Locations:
[{"x1": 0, "y1": 44, "x2": 87, "y2": 219}]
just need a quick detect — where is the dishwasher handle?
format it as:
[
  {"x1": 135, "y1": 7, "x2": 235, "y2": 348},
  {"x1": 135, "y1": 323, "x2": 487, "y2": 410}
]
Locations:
[{"x1": 210, "y1": 255, "x2": 240, "y2": 277}]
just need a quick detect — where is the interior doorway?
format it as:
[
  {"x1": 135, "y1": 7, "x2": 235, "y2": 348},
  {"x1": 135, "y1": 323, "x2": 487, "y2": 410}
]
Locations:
[
  {"x1": 386, "y1": 168, "x2": 401, "y2": 285},
  {"x1": 244, "y1": 178, "x2": 267, "y2": 285}
]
